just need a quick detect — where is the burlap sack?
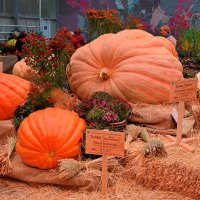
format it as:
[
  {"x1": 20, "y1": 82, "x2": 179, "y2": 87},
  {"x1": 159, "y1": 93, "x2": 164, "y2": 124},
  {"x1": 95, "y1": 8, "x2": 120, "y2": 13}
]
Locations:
[
  {"x1": 129, "y1": 103, "x2": 195, "y2": 136},
  {"x1": 3, "y1": 155, "x2": 100, "y2": 192},
  {"x1": 129, "y1": 103, "x2": 176, "y2": 129}
]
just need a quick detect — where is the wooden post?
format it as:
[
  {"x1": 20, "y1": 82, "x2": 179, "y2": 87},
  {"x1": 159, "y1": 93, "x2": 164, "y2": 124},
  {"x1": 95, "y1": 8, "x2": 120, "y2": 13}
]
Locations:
[
  {"x1": 166, "y1": 78, "x2": 199, "y2": 152},
  {"x1": 85, "y1": 129, "x2": 125, "y2": 197},
  {"x1": 0, "y1": 57, "x2": 3, "y2": 73},
  {"x1": 102, "y1": 155, "x2": 108, "y2": 196},
  {"x1": 0, "y1": 62, "x2": 2, "y2": 73},
  {"x1": 176, "y1": 101, "x2": 184, "y2": 144}
]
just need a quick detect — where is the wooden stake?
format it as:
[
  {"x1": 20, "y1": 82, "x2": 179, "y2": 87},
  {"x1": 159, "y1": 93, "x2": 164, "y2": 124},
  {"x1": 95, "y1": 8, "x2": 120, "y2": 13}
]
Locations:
[
  {"x1": 0, "y1": 61, "x2": 3, "y2": 73},
  {"x1": 102, "y1": 155, "x2": 108, "y2": 196},
  {"x1": 176, "y1": 101, "x2": 185, "y2": 144},
  {"x1": 165, "y1": 101, "x2": 196, "y2": 153},
  {"x1": 166, "y1": 78, "x2": 199, "y2": 152}
]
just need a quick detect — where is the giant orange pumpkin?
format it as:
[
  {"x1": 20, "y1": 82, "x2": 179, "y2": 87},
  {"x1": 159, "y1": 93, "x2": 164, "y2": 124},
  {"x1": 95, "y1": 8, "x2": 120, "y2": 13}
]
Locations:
[
  {"x1": 16, "y1": 107, "x2": 86, "y2": 169},
  {"x1": 13, "y1": 59, "x2": 35, "y2": 80},
  {"x1": 67, "y1": 29, "x2": 183, "y2": 104},
  {"x1": 0, "y1": 73, "x2": 30, "y2": 120},
  {"x1": 156, "y1": 36, "x2": 178, "y2": 58}
]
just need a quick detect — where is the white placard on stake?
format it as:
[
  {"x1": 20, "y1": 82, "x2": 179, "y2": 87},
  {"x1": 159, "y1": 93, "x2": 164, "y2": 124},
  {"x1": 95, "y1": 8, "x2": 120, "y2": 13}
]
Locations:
[
  {"x1": 166, "y1": 78, "x2": 198, "y2": 152},
  {"x1": 86, "y1": 129, "x2": 125, "y2": 196}
]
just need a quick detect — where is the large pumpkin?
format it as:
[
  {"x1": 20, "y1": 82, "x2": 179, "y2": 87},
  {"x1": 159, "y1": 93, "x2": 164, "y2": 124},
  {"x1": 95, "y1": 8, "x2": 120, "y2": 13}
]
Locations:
[
  {"x1": 156, "y1": 36, "x2": 178, "y2": 58},
  {"x1": 0, "y1": 73, "x2": 30, "y2": 120},
  {"x1": 197, "y1": 72, "x2": 200, "y2": 89},
  {"x1": 16, "y1": 107, "x2": 86, "y2": 169},
  {"x1": 67, "y1": 29, "x2": 183, "y2": 103},
  {"x1": 13, "y1": 59, "x2": 35, "y2": 80}
]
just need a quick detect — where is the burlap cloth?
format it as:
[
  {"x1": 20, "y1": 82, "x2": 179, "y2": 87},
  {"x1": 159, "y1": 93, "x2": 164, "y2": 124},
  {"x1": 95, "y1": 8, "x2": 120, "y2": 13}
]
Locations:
[{"x1": 128, "y1": 103, "x2": 196, "y2": 136}]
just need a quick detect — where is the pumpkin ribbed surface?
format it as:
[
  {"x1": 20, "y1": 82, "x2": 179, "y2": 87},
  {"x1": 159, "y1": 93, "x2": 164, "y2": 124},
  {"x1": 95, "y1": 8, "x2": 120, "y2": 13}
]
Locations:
[
  {"x1": 156, "y1": 36, "x2": 178, "y2": 58},
  {"x1": 13, "y1": 59, "x2": 34, "y2": 80},
  {"x1": 16, "y1": 108, "x2": 86, "y2": 169},
  {"x1": 67, "y1": 29, "x2": 183, "y2": 103},
  {"x1": 0, "y1": 73, "x2": 30, "y2": 120}
]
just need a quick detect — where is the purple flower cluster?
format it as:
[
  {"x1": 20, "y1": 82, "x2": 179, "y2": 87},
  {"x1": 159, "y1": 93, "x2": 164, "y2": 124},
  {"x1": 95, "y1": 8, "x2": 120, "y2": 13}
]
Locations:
[
  {"x1": 102, "y1": 107, "x2": 118, "y2": 122},
  {"x1": 74, "y1": 91, "x2": 132, "y2": 130}
]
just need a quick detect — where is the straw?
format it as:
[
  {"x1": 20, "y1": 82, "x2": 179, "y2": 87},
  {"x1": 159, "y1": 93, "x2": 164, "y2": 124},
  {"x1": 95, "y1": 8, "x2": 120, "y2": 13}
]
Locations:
[{"x1": 0, "y1": 135, "x2": 16, "y2": 175}]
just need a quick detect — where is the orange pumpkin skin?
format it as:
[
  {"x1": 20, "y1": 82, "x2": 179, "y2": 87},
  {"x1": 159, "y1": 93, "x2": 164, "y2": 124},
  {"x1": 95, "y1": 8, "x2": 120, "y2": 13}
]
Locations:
[
  {"x1": 16, "y1": 108, "x2": 86, "y2": 169},
  {"x1": 0, "y1": 73, "x2": 30, "y2": 120},
  {"x1": 156, "y1": 36, "x2": 178, "y2": 58},
  {"x1": 67, "y1": 29, "x2": 183, "y2": 104},
  {"x1": 13, "y1": 59, "x2": 35, "y2": 80}
]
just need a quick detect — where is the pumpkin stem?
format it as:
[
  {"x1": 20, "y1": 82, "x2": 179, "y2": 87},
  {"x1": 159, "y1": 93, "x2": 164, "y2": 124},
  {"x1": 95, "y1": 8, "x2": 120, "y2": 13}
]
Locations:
[
  {"x1": 49, "y1": 151, "x2": 55, "y2": 158},
  {"x1": 99, "y1": 68, "x2": 110, "y2": 80}
]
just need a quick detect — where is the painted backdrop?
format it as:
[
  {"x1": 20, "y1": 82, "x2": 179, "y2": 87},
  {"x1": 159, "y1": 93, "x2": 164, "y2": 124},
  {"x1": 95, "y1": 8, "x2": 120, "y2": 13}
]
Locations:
[{"x1": 58, "y1": 0, "x2": 200, "y2": 39}]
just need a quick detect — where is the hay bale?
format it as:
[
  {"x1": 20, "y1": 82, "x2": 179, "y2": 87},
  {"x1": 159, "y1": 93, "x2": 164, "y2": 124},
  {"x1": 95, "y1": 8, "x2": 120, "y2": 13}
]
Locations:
[
  {"x1": 124, "y1": 147, "x2": 200, "y2": 199},
  {"x1": 0, "y1": 120, "x2": 16, "y2": 145}
]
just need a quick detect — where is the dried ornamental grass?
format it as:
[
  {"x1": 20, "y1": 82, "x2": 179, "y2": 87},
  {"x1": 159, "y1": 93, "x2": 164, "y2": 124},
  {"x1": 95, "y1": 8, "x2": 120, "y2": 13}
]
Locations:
[
  {"x1": 50, "y1": 88, "x2": 80, "y2": 110},
  {"x1": 142, "y1": 140, "x2": 167, "y2": 157}
]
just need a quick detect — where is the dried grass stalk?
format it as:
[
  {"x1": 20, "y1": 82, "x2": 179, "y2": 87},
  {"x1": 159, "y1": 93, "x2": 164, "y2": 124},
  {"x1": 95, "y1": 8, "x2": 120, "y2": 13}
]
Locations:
[
  {"x1": 143, "y1": 140, "x2": 167, "y2": 158},
  {"x1": 57, "y1": 159, "x2": 84, "y2": 180},
  {"x1": 0, "y1": 135, "x2": 16, "y2": 175},
  {"x1": 57, "y1": 156, "x2": 120, "y2": 180},
  {"x1": 50, "y1": 88, "x2": 80, "y2": 110},
  {"x1": 85, "y1": 157, "x2": 119, "y2": 171},
  {"x1": 125, "y1": 124, "x2": 141, "y2": 142}
]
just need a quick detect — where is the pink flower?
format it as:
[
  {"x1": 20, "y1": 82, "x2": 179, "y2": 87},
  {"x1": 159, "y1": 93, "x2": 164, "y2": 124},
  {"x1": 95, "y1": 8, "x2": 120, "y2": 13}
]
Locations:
[
  {"x1": 106, "y1": 116, "x2": 111, "y2": 122},
  {"x1": 113, "y1": 114, "x2": 118, "y2": 121},
  {"x1": 101, "y1": 100, "x2": 106, "y2": 106}
]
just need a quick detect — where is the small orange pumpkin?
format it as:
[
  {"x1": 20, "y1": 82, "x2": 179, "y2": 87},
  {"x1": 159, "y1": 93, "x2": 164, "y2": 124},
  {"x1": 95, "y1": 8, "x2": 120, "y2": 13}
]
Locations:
[
  {"x1": 67, "y1": 29, "x2": 183, "y2": 103},
  {"x1": 13, "y1": 59, "x2": 35, "y2": 80},
  {"x1": 0, "y1": 73, "x2": 30, "y2": 120},
  {"x1": 16, "y1": 107, "x2": 86, "y2": 169}
]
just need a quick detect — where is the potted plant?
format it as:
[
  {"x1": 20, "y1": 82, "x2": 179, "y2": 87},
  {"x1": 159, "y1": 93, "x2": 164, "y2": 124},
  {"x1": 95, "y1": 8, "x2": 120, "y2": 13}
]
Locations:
[{"x1": 74, "y1": 91, "x2": 132, "y2": 131}]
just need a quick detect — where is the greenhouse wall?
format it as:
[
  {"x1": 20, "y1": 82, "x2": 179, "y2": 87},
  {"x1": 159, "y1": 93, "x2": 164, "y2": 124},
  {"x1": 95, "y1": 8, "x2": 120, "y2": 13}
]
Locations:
[
  {"x1": 0, "y1": 0, "x2": 58, "y2": 41},
  {"x1": 58, "y1": 0, "x2": 200, "y2": 40}
]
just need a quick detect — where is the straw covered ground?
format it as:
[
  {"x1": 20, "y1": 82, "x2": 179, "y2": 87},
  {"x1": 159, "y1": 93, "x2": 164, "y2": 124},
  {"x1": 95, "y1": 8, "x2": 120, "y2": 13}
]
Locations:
[
  {"x1": 1, "y1": 132, "x2": 200, "y2": 200},
  {"x1": 0, "y1": 176, "x2": 194, "y2": 200}
]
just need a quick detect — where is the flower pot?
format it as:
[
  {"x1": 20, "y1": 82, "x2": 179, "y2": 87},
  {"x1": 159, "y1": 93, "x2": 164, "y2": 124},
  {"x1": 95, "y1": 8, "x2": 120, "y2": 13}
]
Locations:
[{"x1": 109, "y1": 119, "x2": 127, "y2": 132}]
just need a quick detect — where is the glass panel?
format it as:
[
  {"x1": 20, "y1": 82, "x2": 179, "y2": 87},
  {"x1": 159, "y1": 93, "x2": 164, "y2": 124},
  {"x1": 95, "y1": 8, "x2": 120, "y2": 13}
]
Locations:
[
  {"x1": 5, "y1": 0, "x2": 13, "y2": 14},
  {"x1": 0, "y1": 0, "x2": 5, "y2": 14},
  {"x1": 50, "y1": 21, "x2": 57, "y2": 37},
  {"x1": 41, "y1": 0, "x2": 56, "y2": 18},
  {"x1": 0, "y1": 0, "x2": 13, "y2": 15},
  {"x1": 19, "y1": 0, "x2": 39, "y2": 17}
]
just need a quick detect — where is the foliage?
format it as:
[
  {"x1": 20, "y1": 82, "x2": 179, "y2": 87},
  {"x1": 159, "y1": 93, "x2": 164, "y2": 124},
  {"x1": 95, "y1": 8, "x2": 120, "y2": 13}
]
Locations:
[
  {"x1": 74, "y1": 91, "x2": 132, "y2": 130},
  {"x1": 85, "y1": 9, "x2": 124, "y2": 42},
  {"x1": 18, "y1": 28, "x2": 74, "y2": 89},
  {"x1": 179, "y1": 27, "x2": 200, "y2": 58},
  {"x1": 6, "y1": 39, "x2": 17, "y2": 46},
  {"x1": 13, "y1": 83, "x2": 54, "y2": 130},
  {"x1": 0, "y1": 42, "x2": 16, "y2": 55},
  {"x1": 126, "y1": 15, "x2": 145, "y2": 30},
  {"x1": 181, "y1": 55, "x2": 200, "y2": 79},
  {"x1": 169, "y1": 0, "x2": 193, "y2": 38},
  {"x1": 13, "y1": 28, "x2": 74, "y2": 130}
]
